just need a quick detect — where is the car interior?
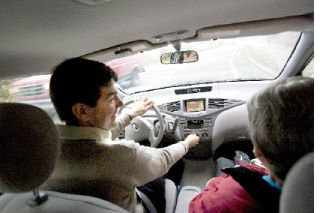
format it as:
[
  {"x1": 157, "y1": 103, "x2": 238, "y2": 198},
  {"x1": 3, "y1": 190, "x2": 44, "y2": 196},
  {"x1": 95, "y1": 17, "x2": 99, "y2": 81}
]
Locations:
[{"x1": 0, "y1": 0, "x2": 314, "y2": 212}]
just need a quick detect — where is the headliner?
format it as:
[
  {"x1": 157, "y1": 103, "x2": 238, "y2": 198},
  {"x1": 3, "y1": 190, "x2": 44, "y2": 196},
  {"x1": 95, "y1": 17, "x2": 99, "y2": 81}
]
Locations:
[{"x1": 0, "y1": 0, "x2": 314, "y2": 79}]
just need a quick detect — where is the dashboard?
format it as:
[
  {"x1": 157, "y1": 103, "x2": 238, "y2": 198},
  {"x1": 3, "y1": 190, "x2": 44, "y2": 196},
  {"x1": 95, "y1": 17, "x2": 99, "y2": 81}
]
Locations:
[
  {"x1": 157, "y1": 96, "x2": 244, "y2": 159},
  {"x1": 158, "y1": 97, "x2": 244, "y2": 137},
  {"x1": 121, "y1": 80, "x2": 273, "y2": 159}
]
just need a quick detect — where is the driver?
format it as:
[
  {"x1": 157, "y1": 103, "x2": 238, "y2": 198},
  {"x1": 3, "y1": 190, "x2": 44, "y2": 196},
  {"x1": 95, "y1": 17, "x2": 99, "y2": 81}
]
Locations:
[{"x1": 41, "y1": 57, "x2": 200, "y2": 213}]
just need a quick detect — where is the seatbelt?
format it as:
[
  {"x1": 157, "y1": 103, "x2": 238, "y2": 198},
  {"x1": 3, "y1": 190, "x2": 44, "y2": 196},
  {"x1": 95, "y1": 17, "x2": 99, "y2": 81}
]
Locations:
[{"x1": 136, "y1": 188, "x2": 157, "y2": 213}]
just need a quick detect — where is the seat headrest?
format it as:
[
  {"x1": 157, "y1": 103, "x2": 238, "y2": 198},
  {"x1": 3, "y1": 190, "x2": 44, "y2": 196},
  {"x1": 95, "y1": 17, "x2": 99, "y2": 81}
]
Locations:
[
  {"x1": 279, "y1": 152, "x2": 314, "y2": 213},
  {"x1": 0, "y1": 103, "x2": 60, "y2": 193}
]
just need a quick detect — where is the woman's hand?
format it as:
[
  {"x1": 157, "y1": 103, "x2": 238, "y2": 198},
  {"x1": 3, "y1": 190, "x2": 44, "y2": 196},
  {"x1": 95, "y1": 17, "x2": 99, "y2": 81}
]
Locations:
[{"x1": 251, "y1": 158, "x2": 267, "y2": 170}]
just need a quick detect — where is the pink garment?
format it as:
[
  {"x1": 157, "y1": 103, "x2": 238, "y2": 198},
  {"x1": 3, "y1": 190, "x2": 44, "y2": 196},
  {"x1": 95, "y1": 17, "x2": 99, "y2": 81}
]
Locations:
[{"x1": 189, "y1": 162, "x2": 267, "y2": 213}]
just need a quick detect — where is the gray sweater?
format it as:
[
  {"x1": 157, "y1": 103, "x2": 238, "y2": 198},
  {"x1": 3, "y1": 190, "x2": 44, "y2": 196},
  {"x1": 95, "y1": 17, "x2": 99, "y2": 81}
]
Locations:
[{"x1": 42, "y1": 113, "x2": 189, "y2": 212}]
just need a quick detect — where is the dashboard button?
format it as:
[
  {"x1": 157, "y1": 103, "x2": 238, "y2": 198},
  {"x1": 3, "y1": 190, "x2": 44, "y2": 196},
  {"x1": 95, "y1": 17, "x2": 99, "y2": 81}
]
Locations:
[{"x1": 201, "y1": 132, "x2": 209, "y2": 138}]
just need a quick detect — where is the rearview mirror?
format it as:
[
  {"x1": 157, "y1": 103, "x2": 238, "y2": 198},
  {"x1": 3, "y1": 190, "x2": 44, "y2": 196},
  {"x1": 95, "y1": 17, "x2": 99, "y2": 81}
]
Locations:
[{"x1": 161, "y1": 50, "x2": 198, "y2": 64}]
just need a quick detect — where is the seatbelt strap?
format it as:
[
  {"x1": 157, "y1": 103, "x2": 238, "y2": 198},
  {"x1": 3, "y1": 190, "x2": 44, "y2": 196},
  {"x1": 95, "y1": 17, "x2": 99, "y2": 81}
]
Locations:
[{"x1": 136, "y1": 188, "x2": 157, "y2": 213}]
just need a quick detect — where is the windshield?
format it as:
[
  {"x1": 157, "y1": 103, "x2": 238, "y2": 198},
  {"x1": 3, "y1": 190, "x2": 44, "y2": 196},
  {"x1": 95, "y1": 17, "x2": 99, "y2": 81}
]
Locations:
[{"x1": 106, "y1": 31, "x2": 300, "y2": 94}]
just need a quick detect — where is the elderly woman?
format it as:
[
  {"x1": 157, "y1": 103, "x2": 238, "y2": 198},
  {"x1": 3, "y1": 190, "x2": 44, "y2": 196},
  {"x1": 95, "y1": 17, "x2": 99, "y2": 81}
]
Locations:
[{"x1": 189, "y1": 76, "x2": 314, "y2": 213}]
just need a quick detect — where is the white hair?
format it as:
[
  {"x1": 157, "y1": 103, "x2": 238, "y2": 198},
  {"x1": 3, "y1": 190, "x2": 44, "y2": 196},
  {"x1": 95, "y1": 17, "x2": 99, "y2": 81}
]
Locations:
[{"x1": 247, "y1": 76, "x2": 314, "y2": 180}]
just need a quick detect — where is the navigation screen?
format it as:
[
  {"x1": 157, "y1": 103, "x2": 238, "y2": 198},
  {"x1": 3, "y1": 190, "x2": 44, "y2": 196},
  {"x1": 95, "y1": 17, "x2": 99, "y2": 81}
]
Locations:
[{"x1": 185, "y1": 100, "x2": 205, "y2": 112}]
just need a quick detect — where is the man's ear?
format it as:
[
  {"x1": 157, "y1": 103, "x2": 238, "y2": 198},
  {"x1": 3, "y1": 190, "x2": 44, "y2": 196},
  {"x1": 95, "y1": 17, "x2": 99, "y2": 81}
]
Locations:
[{"x1": 72, "y1": 103, "x2": 91, "y2": 126}]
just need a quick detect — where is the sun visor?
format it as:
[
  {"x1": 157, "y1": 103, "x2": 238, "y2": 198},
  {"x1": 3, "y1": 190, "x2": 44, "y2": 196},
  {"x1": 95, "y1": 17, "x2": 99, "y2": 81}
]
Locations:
[
  {"x1": 85, "y1": 40, "x2": 166, "y2": 62},
  {"x1": 197, "y1": 15, "x2": 313, "y2": 40}
]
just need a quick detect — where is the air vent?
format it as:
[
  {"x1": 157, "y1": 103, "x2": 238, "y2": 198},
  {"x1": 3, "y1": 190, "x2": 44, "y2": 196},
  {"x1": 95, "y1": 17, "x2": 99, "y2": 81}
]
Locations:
[
  {"x1": 167, "y1": 101, "x2": 181, "y2": 112},
  {"x1": 157, "y1": 104, "x2": 167, "y2": 111},
  {"x1": 208, "y1": 98, "x2": 242, "y2": 109}
]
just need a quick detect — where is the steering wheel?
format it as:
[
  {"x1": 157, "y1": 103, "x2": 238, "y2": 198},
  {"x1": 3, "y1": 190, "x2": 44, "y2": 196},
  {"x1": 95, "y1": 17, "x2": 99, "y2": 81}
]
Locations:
[{"x1": 118, "y1": 100, "x2": 165, "y2": 147}]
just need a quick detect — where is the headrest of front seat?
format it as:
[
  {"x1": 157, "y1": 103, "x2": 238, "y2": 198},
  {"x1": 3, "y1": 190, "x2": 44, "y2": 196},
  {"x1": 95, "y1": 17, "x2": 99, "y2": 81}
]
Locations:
[
  {"x1": 279, "y1": 152, "x2": 314, "y2": 213},
  {"x1": 0, "y1": 103, "x2": 59, "y2": 193}
]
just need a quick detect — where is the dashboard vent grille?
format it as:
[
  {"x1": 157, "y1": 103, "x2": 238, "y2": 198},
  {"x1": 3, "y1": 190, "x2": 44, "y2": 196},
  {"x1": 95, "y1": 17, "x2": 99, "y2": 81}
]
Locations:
[
  {"x1": 167, "y1": 101, "x2": 181, "y2": 112},
  {"x1": 157, "y1": 104, "x2": 167, "y2": 111},
  {"x1": 208, "y1": 99, "x2": 242, "y2": 109}
]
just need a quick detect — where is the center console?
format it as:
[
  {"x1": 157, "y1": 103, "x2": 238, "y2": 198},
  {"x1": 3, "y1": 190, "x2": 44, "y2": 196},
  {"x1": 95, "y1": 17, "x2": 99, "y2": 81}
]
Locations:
[
  {"x1": 159, "y1": 96, "x2": 244, "y2": 159},
  {"x1": 176, "y1": 99, "x2": 215, "y2": 159}
]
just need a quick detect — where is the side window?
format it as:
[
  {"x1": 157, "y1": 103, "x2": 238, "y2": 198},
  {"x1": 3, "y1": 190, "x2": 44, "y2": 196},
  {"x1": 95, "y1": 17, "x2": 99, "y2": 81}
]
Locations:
[
  {"x1": 301, "y1": 58, "x2": 314, "y2": 77},
  {"x1": 0, "y1": 75, "x2": 61, "y2": 123}
]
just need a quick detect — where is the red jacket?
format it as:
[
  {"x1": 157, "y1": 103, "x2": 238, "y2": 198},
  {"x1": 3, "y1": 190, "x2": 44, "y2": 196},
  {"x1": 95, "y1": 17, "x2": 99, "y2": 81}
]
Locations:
[{"x1": 189, "y1": 162, "x2": 270, "y2": 213}]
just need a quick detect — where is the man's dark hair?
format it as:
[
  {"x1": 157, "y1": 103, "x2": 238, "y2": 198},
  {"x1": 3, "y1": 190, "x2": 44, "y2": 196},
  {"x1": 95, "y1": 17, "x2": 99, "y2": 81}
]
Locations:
[{"x1": 50, "y1": 57, "x2": 118, "y2": 125}]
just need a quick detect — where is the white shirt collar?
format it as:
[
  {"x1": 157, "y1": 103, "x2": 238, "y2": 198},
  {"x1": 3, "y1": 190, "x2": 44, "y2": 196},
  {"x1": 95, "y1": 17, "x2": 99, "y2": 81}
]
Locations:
[{"x1": 57, "y1": 124, "x2": 112, "y2": 142}]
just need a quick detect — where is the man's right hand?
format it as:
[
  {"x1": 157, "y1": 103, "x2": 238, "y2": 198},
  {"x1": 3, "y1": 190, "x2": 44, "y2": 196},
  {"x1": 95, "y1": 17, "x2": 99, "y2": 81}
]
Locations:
[
  {"x1": 185, "y1": 134, "x2": 200, "y2": 148},
  {"x1": 128, "y1": 97, "x2": 154, "y2": 119}
]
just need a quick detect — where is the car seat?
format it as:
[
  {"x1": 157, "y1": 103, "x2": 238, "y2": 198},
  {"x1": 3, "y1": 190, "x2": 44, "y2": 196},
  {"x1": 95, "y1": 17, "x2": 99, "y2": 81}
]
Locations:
[
  {"x1": 0, "y1": 103, "x2": 128, "y2": 213},
  {"x1": 0, "y1": 103, "x2": 179, "y2": 213},
  {"x1": 279, "y1": 152, "x2": 314, "y2": 213}
]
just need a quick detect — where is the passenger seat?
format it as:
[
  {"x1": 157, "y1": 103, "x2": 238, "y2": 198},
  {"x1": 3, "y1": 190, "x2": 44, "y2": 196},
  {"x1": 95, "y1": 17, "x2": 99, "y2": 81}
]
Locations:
[{"x1": 279, "y1": 152, "x2": 314, "y2": 213}]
